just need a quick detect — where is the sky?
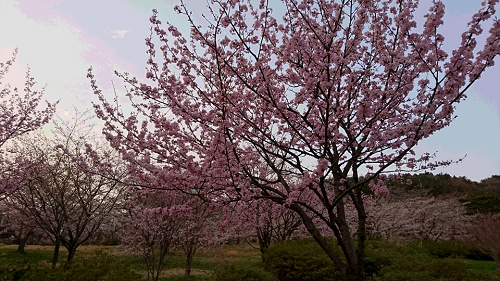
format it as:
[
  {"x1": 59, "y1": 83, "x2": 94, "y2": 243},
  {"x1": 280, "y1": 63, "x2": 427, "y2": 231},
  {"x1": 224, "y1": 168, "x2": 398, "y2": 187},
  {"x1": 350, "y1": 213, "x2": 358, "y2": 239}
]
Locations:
[{"x1": 0, "y1": 0, "x2": 499, "y2": 182}]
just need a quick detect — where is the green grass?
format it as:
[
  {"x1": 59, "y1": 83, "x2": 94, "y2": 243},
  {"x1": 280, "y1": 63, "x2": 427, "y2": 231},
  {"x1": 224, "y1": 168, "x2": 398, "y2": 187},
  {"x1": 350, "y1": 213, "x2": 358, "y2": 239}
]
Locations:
[
  {"x1": 462, "y1": 259, "x2": 500, "y2": 280},
  {"x1": 0, "y1": 247, "x2": 58, "y2": 279},
  {"x1": 0, "y1": 244, "x2": 265, "y2": 281},
  {"x1": 1, "y1": 241, "x2": 500, "y2": 281}
]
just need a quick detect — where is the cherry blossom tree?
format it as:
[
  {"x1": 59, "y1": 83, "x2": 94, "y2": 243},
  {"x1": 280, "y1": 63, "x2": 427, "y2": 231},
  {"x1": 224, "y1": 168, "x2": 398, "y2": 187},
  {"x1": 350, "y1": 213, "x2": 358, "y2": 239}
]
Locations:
[
  {"x1": 0, "y1": 49, "x2": 57, "y2": 196},
  {"x1": 230, "y1": 199, "x2": 303, "y2": 255},
  {"x1": 12, "y1": 111, "x2": 126, "y2": 267},
  {"x1": 124, "y1": 179, "x2": 224, "y2": 278},
  {"x1": 0, "y1": 198, "x2": 45, "y2": 254},
  {"x1": 123, "y1": 188, "x2": 222, "y2": 280},
  {"x1": 90, "y1": 0, "x2": 500, "y2": 279},
  {"x1": 124, "y1": 190, "x2": 183, "y2": 281},
  {"x1": 366, "y1": 195, "x2": 473, "y2": 241},
  {"x1": 177, "y1": 197, "x2": 221, "y2": 277}
]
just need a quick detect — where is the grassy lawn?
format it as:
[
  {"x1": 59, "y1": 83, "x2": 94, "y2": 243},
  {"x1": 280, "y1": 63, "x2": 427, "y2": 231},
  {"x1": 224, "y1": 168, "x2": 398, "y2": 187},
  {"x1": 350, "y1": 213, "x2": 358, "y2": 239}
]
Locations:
[
  {"x1": 0, "y1": 243, "x2": 265, "y2": 281},
  {"x1": 1, "y1": 241, "x2": 500, "y2": 280},
  {"x1": 461, "y1": 259, "x2": 500, "y2": 280}
]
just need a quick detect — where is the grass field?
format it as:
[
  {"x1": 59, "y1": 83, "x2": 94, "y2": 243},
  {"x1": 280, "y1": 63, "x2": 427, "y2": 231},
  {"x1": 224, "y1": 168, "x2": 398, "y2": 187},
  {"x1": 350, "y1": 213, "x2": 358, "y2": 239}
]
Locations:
[
  {"x1": 1, "y1": 241, "x2": 499, "y2": 281},
  {"x1": 0, "y1": 243, "x2": 265, "y2": 281}
]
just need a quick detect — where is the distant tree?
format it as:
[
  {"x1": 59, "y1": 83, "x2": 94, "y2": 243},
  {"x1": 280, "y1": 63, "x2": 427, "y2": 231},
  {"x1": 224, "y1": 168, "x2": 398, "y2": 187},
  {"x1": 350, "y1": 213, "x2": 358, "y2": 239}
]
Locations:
[
  {"x1": 480, "y1": 175, "x2": 500, "y2": 189},
  {"x1": 124, "y1": 183, "x2": 223, "y2": 279},
  {"x1": 367, "y1": 196, "x2": 472, "y2": 241},
  {"x1": 0, "y1": 49, "x2": 57, "y2": 197},
  {"x1": 460, "y1": 191, "x2": 500, "y2": 215},
  {"x1": 240, "y1": 200, "x2": 303, "y2": 255},
  {"x1": 12, "y1": 111, "x2": 126, "y2": 267},
  {"x1": 90, "y1": 1, "x2": 500, "y2": 279}
]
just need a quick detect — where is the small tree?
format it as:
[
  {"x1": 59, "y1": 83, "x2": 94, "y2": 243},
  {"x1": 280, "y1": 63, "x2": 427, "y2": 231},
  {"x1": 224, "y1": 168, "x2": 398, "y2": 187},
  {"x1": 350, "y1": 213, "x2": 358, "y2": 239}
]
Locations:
[
  {"x1": 12, "y1": 111, "x2": 126, "y2": 267},
  {"x1": 177, "y1": 198, "x2": 219, "y2": 277},
  {"x1": 245, "y1": 200, "x2": 303, "y2": 255},
  {"x1": 124, "y1": 190, "x2": 183, "y2": 281},
  {"x1": 124, "y1": 183, "x2": 223, "y2": 279}
]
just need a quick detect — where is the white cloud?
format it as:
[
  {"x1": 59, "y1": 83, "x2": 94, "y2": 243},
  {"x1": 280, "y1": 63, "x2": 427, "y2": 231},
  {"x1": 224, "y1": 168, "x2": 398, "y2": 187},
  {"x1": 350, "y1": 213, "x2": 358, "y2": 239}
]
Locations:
[{"x1": 109, "y1": 28, "x2": 131, "y2": 39}]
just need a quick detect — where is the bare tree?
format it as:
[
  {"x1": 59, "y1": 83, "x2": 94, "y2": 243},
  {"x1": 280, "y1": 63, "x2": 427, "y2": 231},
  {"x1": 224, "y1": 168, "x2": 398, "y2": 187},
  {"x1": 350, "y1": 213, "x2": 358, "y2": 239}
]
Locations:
[{"x1": 11, "y1": 111, "x2": 126, "y2": 267}]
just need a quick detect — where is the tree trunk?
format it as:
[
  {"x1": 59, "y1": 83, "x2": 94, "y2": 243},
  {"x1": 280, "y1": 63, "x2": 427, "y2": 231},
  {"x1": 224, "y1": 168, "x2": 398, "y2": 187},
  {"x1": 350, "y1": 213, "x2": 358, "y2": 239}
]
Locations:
[
  {"x1": 52, "y1": 236, "x2": 61, "y2": 269},
  {"x1": 184, "y1": 242, "x2": 196, "y2": 277},
  {"x1": 67, "y1": 246, "x2": 77, "y2": 264},
  {"x1": 257, "y1": 227, "x2": 272, "y2": 257},
  {"x1": 17, "y1": 231, "x2": 33, "y2": 254},
  {"x1": 352, "y1": 188, "x2": 368, "y2": 281},
  {"x1": 493, "y1": 253, "x2": 500, "y2": 268},
  {"x1": 289, "y1": 203, "x2": 350, "y2": 280}
]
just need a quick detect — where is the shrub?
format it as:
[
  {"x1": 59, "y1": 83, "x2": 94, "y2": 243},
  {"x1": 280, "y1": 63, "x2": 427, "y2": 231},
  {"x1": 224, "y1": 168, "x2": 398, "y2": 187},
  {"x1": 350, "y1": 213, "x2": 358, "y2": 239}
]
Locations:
[
  {"x1": 373, "y1": 256, "x2": 490, "y2": 281},
  {"x1": 413, "y1": 240, "x2": 493, "y2": 261},
  {"x1": 419, "y1": 240, "x2": 469, "y2": 258},
  {"x1": 263, "y1": 238, "x2": 497, "y2": 281},
  {"x1": 464, "y1": 248, "x2": 494, "y2": 261},
  {"x1": 369, "y1": 243, "x2": 490, "y2": 281},
  {"x1": 262, "y1": 238, "x2": 342, "y2": 281}
]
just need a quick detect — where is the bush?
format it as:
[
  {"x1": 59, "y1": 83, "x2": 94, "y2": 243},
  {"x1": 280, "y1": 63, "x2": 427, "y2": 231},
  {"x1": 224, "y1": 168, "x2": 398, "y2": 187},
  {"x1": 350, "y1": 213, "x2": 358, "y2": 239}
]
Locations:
[
  {"x1": 214, "y1": 262, "x2": 277, "y2": 281},
  {"x1": 413, "y1": 240, "x2": 493, "y2": 261},
  {"x1": 373, "y1": 255, "x2": 490, "y2": 281},
  {"x1": 418, "y1": 240, "x2": 469, "y2": 258},
  {"x1": 263, "y1": 238, "x2": 497, "y2": 281},
  {"x1": 366, "y1": 241, "x2": 491, "y2": 281},
  {"x1": 464, "y1": 248, "x2": 494, "y2": 261},
  {"x1": 262, "y1": 238, "x2": 342, "y2": 281}
]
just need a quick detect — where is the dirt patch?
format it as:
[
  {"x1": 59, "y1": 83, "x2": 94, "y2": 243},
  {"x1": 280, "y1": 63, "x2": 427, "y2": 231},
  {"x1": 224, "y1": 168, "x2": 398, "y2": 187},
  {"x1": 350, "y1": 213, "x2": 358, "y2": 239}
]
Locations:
[
  {"x1": 165, "y1": 268, "x2": 212, "y2": 277},
  {"x1": 222, "y1": 244, "x2": 261, "y2": 257},
  {"x1": 138, "y1": 268, "x2": 213, "y2": 278},
  {"x1": 0, "y1": 244, "x2": 118, "y2": 253}
]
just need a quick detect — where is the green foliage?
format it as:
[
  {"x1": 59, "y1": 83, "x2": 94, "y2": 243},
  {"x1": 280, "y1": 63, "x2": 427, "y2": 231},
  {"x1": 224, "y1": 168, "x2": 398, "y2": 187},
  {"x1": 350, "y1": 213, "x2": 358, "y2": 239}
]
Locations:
[
  {"x1": 0, "y1": 249, "x2": 56, "y2": 280},
  {"x1": 262, "y1": 238, "x2": 342, "y2": 281},
  {"x1": 384, "y1": 172, "x2": 498, "y2": 198},
  {"x1": 460, "y1": 191, "x2": 500, "y2": 214},
  {"x1": 396, "y1": 173, "x2": 481, "y2": 196},
  {"x1": 463, "y1": 258, "x2": 500, "y2": 279},
  {"x1": 413, "y1": 240, "x2": 493, "y2": 261},
  {"x1": 367, "y1": 240, "x2": 494, "y2": 281},
  {"x1": 15, "y1": 251, "x2": 141, "y2": 281},
  {"x1": 464, "y1": 248, "x2": 495, "y2": 261},
  {"x1": 373, "y1": 257, "x2": 490, "y2": 281},
  {"x1": 263, "y1": 239, "x2": 499, "y2": 281},
  {"x1": 481, "y1": 175, "x2": 500, "y2": 187},
  {"x1": 417, "y1": 240, "x2": 469, "y2": 258}
]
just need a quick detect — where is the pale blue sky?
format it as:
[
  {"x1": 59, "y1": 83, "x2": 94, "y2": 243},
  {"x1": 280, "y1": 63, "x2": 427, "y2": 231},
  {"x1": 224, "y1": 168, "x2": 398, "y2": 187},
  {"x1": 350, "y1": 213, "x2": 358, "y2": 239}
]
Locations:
[{"x1": 0, "y1": 0, "x2": 498, "y2": 181}]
